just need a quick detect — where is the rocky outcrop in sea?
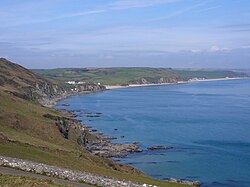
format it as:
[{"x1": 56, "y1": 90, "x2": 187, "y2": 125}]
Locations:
[
  {"x1": 84, "y1": 141, "x2": 142, "y2": 158},
  {"x1": 165, "y1": 178, "x2": 201, "y2": 186},
  {"x1": 44, "y1": 112, "x2": 143, "y2": 158}
]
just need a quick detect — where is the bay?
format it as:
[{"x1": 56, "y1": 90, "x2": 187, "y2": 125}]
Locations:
[{"x1": 56, "y1": 79, "x2": 250, "y2": 187}]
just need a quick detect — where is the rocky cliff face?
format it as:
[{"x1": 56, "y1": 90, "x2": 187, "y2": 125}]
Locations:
[
  {"x1": 128, "y1": 75, "x2": 184, "y2": 85},
  {"x1": 0, "y1": 58, "x2": 106, "y2": 106},
  {"x1": 37, "y1": 83, "x2": 105, "y2": 107}
]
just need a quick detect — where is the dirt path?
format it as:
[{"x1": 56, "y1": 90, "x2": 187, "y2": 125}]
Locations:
[{"x1": 0, "y1": 166, "x2": 93, "y2": 187}]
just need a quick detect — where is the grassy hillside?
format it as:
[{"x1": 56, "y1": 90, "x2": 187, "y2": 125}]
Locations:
[
  {"x1": 0, "y1": 174, "x2": 70, "y2": 187},
  {"x1": 174, "y1": 69, "x2": 245, "y2": 79},
  {"x1": 0, "y1": 59, "x2": 189, "y2": 186},
  {"x1": 0, "y1": 58, "x2": 70, "y2": 102},
  {"x1": 33, "y1": 67, "x2": 183, "y2": 85},
  {"x1": 33, "y1": 67, "x2": 246, "y2": 85},
  {"x1": 0, "y1": 58, "x2": 105, "y2": 106}
]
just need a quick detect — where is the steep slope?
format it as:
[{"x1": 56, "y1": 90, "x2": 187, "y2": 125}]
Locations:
[
  {"x1": 0, "y1": 58, "x2": 63, "y2": 100},
  {"x1": 0, "y1": 172, "x2": 72, "y2": 187},
  {"x1": 0, "y1": 58, "x2": 105, "y2": 106},
  {"x1": 0, "y1": 58, "x2": 139, "y2": 175},
  {"x1": 0, "y1": 89, "x2": 153, "y2": 184},
  {"x1": 0, "y1": 59, "x2": 188, "y2": 186}
]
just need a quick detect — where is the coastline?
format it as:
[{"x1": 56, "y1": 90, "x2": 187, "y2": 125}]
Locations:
[
  {"x1": 51, "y1": 76, "x2": 248, "y2": 156},
  {"x1": 50, "y1": 76, "x2": 248, "y2": 186},
  {"x1": 104, "y1": 77, "x2": 248, "y2": 90},
  {"x1": 42, "y1": 90, "x2": 97, "y2": 108},
  {"x1": 53, "y1": 101, "x2": 202, "y2": 186},
  {"x1": 46, "y1": 77, "x2": 248, "y2": 107}
]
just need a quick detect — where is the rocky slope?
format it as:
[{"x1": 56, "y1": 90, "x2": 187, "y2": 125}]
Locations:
[
  {"x1": 0, "y1": 58, "x2": 105, "y2": 106},
  {"x1": 128, "y1": 76, "x2": 183, "y2": 85},
  {"x1": 43, "y1": 111, "x2": 142, "y2": 158}
]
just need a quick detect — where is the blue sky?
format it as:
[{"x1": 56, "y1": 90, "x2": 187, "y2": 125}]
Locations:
[{"x1": 0, "y1": 0, "x2": 250, "y2": 68}]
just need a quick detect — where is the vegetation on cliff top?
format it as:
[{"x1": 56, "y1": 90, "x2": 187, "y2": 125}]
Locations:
[{"x1": 33, "y1": 67, "x2": 247, "y2": 85}]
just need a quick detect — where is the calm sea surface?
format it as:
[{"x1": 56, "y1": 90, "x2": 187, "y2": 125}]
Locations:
[{"x1": 56, "y1": 79, "x2": 250, "y2": 187}]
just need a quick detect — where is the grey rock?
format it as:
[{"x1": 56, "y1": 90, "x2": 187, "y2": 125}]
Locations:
[
  {"x1": 165, "y1": 178, "x2": 201, "y2": 186},
  {"x1": 0, "y1": 156, "x2": 156, "y2": 187}
]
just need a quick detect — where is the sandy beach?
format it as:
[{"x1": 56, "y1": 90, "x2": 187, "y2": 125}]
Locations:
[{"x1": 105, "y1": 77, "x2": 248, "y2": 90}]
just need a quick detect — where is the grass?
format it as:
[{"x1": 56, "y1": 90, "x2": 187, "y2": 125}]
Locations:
[
  {"x1": 173, "y1": 69, "x2": 244, "y2": 79},
  {"x1": 0, "y1": 59, "x2": 194, "y2": 186},
  {"x1": 0, "y1": 90, "x2": 189, "y2": 187},
  {"x1": 33, "y1": 67, "x2": 183, "y2": 85},
  {"x1": 32, "y1": 67, "x2": 246, "y2": 85},
  {"x1": 0, "y1": 143, "x2": 187, "y2": 187},
  {"x1": 0, "y1": 173, "x2": 71, "y2": 187}
]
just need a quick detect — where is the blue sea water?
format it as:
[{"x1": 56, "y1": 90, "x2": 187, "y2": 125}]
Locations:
[{"x1": 56, "y1": 79, "x2": 250, "y2": 187}]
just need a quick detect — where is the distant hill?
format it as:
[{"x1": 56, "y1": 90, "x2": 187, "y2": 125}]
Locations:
[
  {"x1": 33, "y1": 67, "x2": 247, "y2": 85},
  {"x1": 174, "y1": 69, "x2": 247, "y2": 79}
]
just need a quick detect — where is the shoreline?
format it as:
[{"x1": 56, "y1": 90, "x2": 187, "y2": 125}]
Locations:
[
  {"x1": 51, "y1": 76, "x2": 248, "y2": 156},
  {"x1": 104, "y1": 77, "x2": 248, "y2": 90},
  {"x1": 50, "y1": 76, "x2": 248, "y2": 186},
  {"x1": 47, "y1": 77, "x2": 248, "y2": 107},
  {"x1": 54, "y1": 109, "x2": 201, "y2": 186}
]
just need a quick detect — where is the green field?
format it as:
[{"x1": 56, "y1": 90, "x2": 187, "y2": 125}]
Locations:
[
  {"x1": 33, "y1": 67, "x2": 246, "y2": 85},
  {"x1": 174, "y1": 69, "x2": 244, "y2": 79}
]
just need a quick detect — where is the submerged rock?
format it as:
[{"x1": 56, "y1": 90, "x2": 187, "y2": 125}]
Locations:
[
  {"x1": 165, "y1": 178, "x2": 201, "y2": 186},
  {"x1": 82, "y1": 112, "x2": 93, "y2": 114},
  {"x1": 86, "y1": 115, "x2": 101, "y2": 118},
  {"x1": 61, "y1": 103, "x2": 70, "y2": 106},
  {"x1": 148, "y1": 146, "x2": 173, "y2": 150}
]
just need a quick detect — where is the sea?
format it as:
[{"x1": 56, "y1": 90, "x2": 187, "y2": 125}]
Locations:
[{"x1": 55, "y1": 78, "x2": 250, "y2": 187}]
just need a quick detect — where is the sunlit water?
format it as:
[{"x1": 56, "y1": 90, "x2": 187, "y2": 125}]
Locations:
[{"x1": 56, "y1": 79, "x2": 250, "y2": 187}]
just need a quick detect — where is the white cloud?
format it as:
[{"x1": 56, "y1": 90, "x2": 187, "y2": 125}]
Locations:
[
  {"x1": 190, "y1": 49, "x2": 202, "y2": 53},
  {"x1": 0, "y1": 0, "x2": 179, "y2": 27},
  {"x1": 239, "y1": 45, "x2": 250, "y2": 49},
  {"x1": 147, "y1": 1, "x2": 208, "y2": 22},
  {"x1": 110, "y1": 0, "x2": 178, "y2": 9},
  {"x1": 209, "y1": 46, "x2": 229, "y2": 52},
  {"x1": 196, "y1": 5, "x2": 221, "y2": 13}
]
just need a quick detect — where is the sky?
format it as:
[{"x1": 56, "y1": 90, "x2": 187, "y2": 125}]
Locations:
[{"x1": 0, "y1": 0, "x2": 250, "y2": 69}]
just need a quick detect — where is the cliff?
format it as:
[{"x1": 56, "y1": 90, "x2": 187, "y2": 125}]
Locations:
[{"x1": 0, "y1": 58, "x2": 105, "y2": 106}]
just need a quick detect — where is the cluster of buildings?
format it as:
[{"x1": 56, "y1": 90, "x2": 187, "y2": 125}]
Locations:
[{"x1": 66, "y1": 81, "x2": 101, "y2": 85}]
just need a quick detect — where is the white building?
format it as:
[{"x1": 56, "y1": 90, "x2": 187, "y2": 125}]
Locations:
[
  {"x1": 66, "y1": 81, "x2": 86, "y2": 85},
  {"x1": 67, "y1": 81, "x2": 76, "y2": 85}
]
